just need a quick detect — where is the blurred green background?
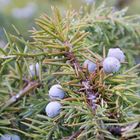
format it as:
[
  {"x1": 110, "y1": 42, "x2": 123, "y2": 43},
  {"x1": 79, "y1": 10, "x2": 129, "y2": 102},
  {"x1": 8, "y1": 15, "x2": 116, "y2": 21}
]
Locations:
[{"x1": 0, "y1": 0, "x2": 140, "y2": 48}]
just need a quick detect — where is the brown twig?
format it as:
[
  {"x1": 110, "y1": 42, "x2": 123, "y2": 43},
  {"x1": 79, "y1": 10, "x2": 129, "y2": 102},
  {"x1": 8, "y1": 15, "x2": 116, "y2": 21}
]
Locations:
[
  {"x1": 0, "y1": 81, "x2": 40, "y2": 113},
  {"x1": 65, "y1": 42, "x2": 99, "y2": 111},
  {"x1": 67, "y1": 129, "x2": 84, "y2": 140}
]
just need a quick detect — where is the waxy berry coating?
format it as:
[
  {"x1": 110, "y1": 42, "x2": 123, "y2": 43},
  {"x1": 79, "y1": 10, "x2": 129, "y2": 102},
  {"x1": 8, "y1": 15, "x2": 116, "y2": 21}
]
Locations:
[
  {"x1": 103, "y1": 57, "x2": 121, "y2": 74},
  {"x1": 107, "y1": 48, "x2": 125, "y2": 62},
  {"x1": 49, "y1": 84, "x2": 65, "y2": 99},
  {"x1": 45, "y1": 101, "x2": 62, "y2": 118},
  {"x1": 83, "y1": 60, "x2": 97, "y2": 73}
]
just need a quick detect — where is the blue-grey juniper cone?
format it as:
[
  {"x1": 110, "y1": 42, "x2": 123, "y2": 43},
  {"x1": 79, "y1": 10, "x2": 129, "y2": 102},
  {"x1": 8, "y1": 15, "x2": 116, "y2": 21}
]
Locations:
[
  {"x1": 103, "y1": 57, "x2": 121, "y2": 74},
  {"x1": 45, "y1": 101, "x2": 62, "y2": 118},
  {"x1": 0, "y1": 134, "x2": 21, "y2": 140}
]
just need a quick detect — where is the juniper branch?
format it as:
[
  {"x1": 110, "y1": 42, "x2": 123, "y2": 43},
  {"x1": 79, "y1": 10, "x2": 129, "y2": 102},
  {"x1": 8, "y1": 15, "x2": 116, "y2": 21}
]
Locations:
[{"x1": 0, "y1": 81, "x2": 40, "y2": 113}]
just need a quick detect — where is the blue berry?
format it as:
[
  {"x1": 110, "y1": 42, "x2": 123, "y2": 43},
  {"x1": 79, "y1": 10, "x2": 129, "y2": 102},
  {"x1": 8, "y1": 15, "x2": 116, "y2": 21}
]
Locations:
[
  {"x1": 83, "y1": 60, "x2": 97, "y2": 73},
  {"x1": 49, "y1": 84, "x2": 65, "y2": 99},
  {"x1": 29, "y1": 63, "x2": 39, "y2": 77},
  {"x1": 45, "y1": 101, "x2": 62, "y2": 118},
  {"x1": 107, "y1": 48, "x2": 125, "y2": 62},
  {"x1": 0, "y1": 134, "x2": 20, "y2": 140},
  {"x1": 103, "y1": 57, "x2": 121, "y2": 74}
]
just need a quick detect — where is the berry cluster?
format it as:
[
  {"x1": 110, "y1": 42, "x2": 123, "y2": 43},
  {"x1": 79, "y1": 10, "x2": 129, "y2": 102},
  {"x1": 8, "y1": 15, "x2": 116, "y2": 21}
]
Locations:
[
  {"x1": 29, "y1": 63, "x2": 65, "y2": 118},
  {"x1": 45, "y1": 84, "x2": 65, "y2": 118},
  {"x1": 83, "y1": 48, "x2": 125, "y2": 74},
  {"x1": 103, "y1": 48, "x2": 125, "y2": 74},
  {"x1": 44, "y1": 48, "x2": 125, "y2": 118}
]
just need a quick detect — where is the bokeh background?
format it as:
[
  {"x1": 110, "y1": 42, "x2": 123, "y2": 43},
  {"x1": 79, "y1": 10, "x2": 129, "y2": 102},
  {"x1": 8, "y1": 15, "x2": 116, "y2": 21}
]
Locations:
[{"x1": 0, "y1": 0, "x2": 140, "y2": 48}]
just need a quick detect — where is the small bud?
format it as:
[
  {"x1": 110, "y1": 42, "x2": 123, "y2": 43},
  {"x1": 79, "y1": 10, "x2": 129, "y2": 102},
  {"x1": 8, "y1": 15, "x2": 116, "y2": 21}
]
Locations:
[
  {"x1": 103, "y1": 57, "x2": 121, "y2": 74},
  {"x1": 83, "y1": 60, "x2": 97, "y2": 73},
  {"x1": 49, "y1": 84, "x2": 65, "y2": 99},
  {"x1": 29, "y1": 63, "x2": 39, "y2": 77},
  {"x1": 107, "y1": 48, "x2": 125, "y2": 62},
  {"x1": 45, "y1": 101, "x2": 62, "y2": 118},
  {"x1": 0, "y1": 134, "x2": 20, "y2": 140}
]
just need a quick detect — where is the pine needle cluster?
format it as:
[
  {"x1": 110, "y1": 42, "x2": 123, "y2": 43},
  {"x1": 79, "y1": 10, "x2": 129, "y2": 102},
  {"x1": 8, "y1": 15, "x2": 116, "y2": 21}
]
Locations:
[{"x1": 0, "y1": 3, "x2": 140, "y2": 140}]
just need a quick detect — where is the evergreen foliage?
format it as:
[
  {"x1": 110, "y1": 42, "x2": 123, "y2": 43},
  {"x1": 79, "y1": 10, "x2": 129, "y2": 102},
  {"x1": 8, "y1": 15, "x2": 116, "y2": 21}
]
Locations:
[{"x1": 0, "y1": 3, "x2": 140, "y2": 140}]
